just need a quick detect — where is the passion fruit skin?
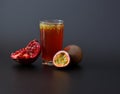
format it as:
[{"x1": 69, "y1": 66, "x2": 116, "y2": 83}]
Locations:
[{"x1": 64, "y1": 45, "x2": 83, "y2": 64}]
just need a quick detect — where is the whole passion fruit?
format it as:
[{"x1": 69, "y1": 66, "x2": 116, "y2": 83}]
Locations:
[
  {"x1": 64, "y1": 45, "x2": 83, "y2": 64},
  {"x1": 53, "y1": 50, "x2": 70, "y2": 68},
  {"x1": 11, "y1": 39, "x2": 41, "y2": 64}
]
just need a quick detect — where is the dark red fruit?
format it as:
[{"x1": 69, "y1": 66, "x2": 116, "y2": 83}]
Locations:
[
  {"x1": 53, "y1": 50, "x2": 70, "y2": 68},
  {"x1": 11, "y1": 39, "x2": 41, "y2": 64},
  {"x1": 64, "y1": 45, "x2": 83, "y2": 64}
]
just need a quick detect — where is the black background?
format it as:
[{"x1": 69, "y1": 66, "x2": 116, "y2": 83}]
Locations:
[{"x1": 0, "y1": 0, "x2": 120, "y2": 94}]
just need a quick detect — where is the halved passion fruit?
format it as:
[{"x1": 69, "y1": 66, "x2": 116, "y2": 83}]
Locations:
[
  {"x1": 11, "y1": 39, "x2": 41, "y2": 64},
  {"x1": 53, "y1": 50, "x2": 70, "y2": 68}
]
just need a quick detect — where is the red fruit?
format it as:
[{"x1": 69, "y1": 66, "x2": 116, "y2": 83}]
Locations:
[
  {"x1": 64, "y1": 45, "x2": 83, "y2": 64},
  {"x1": 53, "y1": 50, "x2": 70, "y2": 68},
  {"x1": 11, "y1": 39, "x2": 41, "y2": 64}
]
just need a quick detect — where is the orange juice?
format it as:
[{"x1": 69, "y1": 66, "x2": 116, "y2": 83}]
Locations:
[{"x1": 40, "y1": 20, "x2": 64, "y2": 65}]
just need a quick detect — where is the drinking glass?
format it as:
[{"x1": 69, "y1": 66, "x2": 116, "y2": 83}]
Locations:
[{"x1": 40, "y1": 20, "x2": 64, "y2": 66}]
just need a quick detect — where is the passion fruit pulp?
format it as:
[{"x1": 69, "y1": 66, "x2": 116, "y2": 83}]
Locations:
[
  {"x1": 11, "y1": 39, "x2": 41, "y2": 64},
  {"x1": 53, "y1": 50, "x2": 70, "y2": 68},
  {"x1": 64, "y1": 45, "x2": 83, "y2": 64}
]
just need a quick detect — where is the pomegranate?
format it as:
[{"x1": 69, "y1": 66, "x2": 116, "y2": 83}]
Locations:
[
  {"x1": 11, "y1": 39, "x2": 41, "y2": 64},
  {"x1": 64, "y1": 45, "x2": 83, "y2": 64},
  {"x1": 53, "y1": 50, "x2": 70, "y2": 68}
]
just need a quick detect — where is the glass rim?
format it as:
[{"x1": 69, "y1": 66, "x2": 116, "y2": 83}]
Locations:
[{"x1": 40, "y1": 19, "x2": 64, "y2": 24}]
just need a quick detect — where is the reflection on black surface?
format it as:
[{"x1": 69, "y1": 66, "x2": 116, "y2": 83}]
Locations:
[
  {"x1": 40, "y1": 66, "x2": 72, "y2": 94},
  {"x1": 12, "y1": 64, "x2": 38, "y2": 71},
  {"x1": 40, "y1": 65, "x2": 83, "y2": 94},
  {"x1": 50, "y1": 70, "x2": 71, "y2": 94},
  {"x1": 11, "y1": 63, "x2": 83, "y2": 94},
  {"x1": 41, "y1": 64, "x2": 83, "y2": 72},
  {"x1": 57, "y1": 64, "x2": 83, "y2": 71}
]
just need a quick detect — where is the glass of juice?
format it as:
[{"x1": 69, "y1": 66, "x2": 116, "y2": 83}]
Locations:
[{"x1": 40, "y1": 20, "x2": 64, "y2": 66}]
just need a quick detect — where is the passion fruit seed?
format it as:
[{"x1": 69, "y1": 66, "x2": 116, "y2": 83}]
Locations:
[
  {"x1": 53, "y1": 50, "x2": 70, "y2": 68},
  {"x1": 55, "y1": 53, "x2": 67, "y2": 65}
]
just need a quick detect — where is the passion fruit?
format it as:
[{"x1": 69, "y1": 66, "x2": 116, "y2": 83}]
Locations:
[
  {"x1": 53, "y1": 50, "x2": 70, "y2": 68},
  {"x1": 11, "y1": 39, "x2": 41, "y2": 64},
  {"x1": 64, "y1": 45, "x2": 83, "y2": 64},
  {"x1": 53, "y1": 45, "x2": 83, "y2": 68}
]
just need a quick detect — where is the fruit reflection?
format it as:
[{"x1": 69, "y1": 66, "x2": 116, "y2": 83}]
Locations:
[{"x1": 50, "y1": 70, "x2": 71, "y2": 94}]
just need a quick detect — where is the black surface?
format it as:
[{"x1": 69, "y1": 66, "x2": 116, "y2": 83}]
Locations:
[{"x1": 0, "y1": 0, "x2": 120, "y2": 94}]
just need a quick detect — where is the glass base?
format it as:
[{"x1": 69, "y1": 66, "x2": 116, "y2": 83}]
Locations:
[{"x1": 42, "y1": 60, "x2": 53, "y2": 66}]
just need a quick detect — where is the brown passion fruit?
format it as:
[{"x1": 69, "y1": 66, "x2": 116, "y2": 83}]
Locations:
[
  {"x1": 53, "y1": 45, "x2": 83, "y2": 68},
  {"x1": 53, "y1": 50, "x2": 70, "y2": 68},
  {"x1": 64, "y1": 45, "x2": 83, "y2": 64}
]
